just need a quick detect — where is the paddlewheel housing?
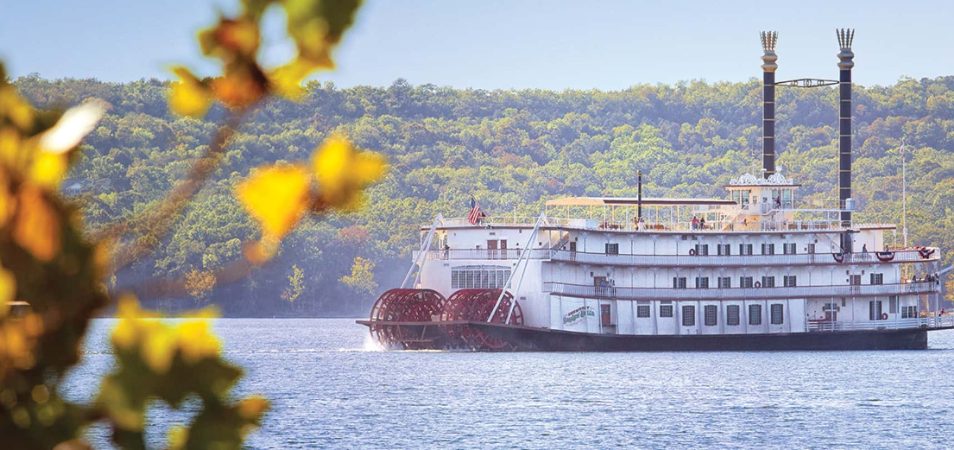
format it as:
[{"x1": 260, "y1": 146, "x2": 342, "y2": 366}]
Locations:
[
  {"x1": 442, "y1": 289, "x2": 524, "y2": 351},
  {"x1": 368, "y1": 288, "x2": 446, "y2": 349}
]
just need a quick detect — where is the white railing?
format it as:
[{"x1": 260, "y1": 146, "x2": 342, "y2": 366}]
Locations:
[
  {"x1": 547, "y1": 249, "x2": 939, "y2": 267},
  {"x1": 807, "y1": 316, "x2": 954, "y2": 332},
  {"x1": 414, "y1": 249, "x2": 553, "y2": 261},
  {"x1": 543, "y1": 281, "x2": 939, "y2": 301}
]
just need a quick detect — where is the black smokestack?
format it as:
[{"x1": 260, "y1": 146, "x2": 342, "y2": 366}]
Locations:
[
  {"x1": 837, "y1": 29, "x2": 855, "y2": 226},
  {"x1": 760, "y1": 31, "x2": 778, "y2": 178}
]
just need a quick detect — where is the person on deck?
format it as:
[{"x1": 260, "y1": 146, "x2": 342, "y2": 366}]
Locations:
[{"x1": 691, "y1": 216, "x2": 699, "y2": 230}]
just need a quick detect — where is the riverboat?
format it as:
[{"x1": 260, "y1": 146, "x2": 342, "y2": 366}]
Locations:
[{"x1": 357, "y1": 29, "x2": 952, "y2": 350}]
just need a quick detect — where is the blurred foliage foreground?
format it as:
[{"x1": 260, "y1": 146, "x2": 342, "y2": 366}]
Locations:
[{"x1": 0, "y1": 0, "x2": 384, "y2": 448}]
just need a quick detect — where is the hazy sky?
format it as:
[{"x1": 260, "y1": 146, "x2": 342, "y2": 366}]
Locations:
[{"x1": 2, "y1": 0, "x2": 952, "y2": 89}]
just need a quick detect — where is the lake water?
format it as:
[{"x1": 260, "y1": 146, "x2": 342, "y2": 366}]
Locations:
[{"x1": 65, "y1": 319, "x2": 954, "y2": 449}]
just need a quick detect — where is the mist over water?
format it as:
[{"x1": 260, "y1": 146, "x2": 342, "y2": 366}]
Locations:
[{"x1": 67, "y1": 319, "x2": 954, "y2": 449}]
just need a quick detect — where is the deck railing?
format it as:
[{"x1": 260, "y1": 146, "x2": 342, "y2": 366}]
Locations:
[
  {"x1": 807, "y1": 316, "x2": 954, "y2": 332},
  {"x1": 415, "y1": 248, "x2": 940, "y2": 266},
  {"x1": 547, "y1": 249, "x2": 939, "y2": 267},
  {"x1": 542, "y1": 281, "x2": 939, "y2": 301}
]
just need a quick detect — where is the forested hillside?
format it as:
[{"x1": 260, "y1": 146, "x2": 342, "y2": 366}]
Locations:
[{"x1": 13, "y1": 75, "x2": 954, "y2": 316}]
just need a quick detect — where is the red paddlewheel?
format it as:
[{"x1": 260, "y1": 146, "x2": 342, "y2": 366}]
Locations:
[
  {"x1": 369, "y1": 288, "x2": 445, "y2": 349},
  {"x1": 442, "y1": 289, "x2": 523, "y2": 351}
]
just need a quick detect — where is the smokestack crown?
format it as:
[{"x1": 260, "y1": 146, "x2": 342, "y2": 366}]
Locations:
[
  {"x1": 760, "y1": 31, "x2": 778, "y2": 72},
  {"x1": 837, "y1": 28, "x2": 855, "y2": 70}
]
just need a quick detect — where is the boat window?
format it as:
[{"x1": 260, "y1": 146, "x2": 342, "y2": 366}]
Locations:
[
  {"x1": 704, "y1": 305, "x2": 717, "y2": 326},
  {"x1": 605, "y1": 243, "x2": 619, "y2": 255},
  {"x1": 783, "y1": 243, "x2": 796, "y2": 255},
  {"x1": 672, "y1": 277, "x2": 687, "y2": 289},
  {"x1": 740, "y1": 276, "x2": 753, "y2": 288},
  {"x1": 783, "y1": 275, "x2": 797, "y2": 287},
  {"x1": 770, "y1": 304, "x2": 784, "y2": 324},
  {"x1": 870, "y1": 273, "x2": 883, "y2": 285},
  {"x1": 682, "y1": 305, "x2": 695, "y2": 326},
  {"x1": 695, "y1": 277, "x2": 709, "y2": 289},
  {"x1": 636, "y1": 305, "x2": 651, "y2": 318},
  {"x1": 748, "y1": 304, "x2": 762, "y2": 325},
  {"x1": 718, "y1": 277, "x2": 731, "y2": 288},
  {"x1": 659, "y1": 305, "x2": 674, "y2": 318},
  {"x1": 761, "y1": 276, "x2": 775, "y2": 288},
  {"x1": 726, "y1": 305, "x2": 740, "y2": 326}
]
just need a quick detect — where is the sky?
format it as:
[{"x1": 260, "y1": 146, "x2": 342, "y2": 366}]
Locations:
[{"x1": 1, "y1": 0, "x2": 953, "y2": 90}]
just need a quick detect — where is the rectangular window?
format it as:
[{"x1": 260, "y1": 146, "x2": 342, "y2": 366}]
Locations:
[
  {"x1": 740, "y1": 244, "x2": 753, "y2": 256},
  {"x1": 870, "y1": 273, "x2": 883, "y2": 285},
  {"x1": 682, "y1": 305, "x2": 695, "y2": 326},
  {"x1": 889, "y1": 296, "x2": 898, "y2": 314},
  {"x1": 761, "y1": 276, "x2": 775, "y2": 288},
  {"x1": 704, "y1": 305, "x2": 718, "y2": 326},
  {"x1": 869, "y1": 300, "x2": 884, "y2": 320},
  {"x1": 807, "y1": 243, "x2": 816, "y2": 254},
  {"x1": 718, "y1": 277, "x2": 731, "y2": 288},
  {"x1": 636, "y1": 305, "x2": 651, "y2": 318},
  {"x1": 726, "y1": 305, "x2": 740, "y2": 326},
  {"x1": 770, "y1": 304, "x2": 784, "y2": 325},
  {"x1": 783, "y1": 275, "x2": 797, "y2": 287},
  {"x1": 783, "y1": 243, "x2": 796, "y2": 255},
  {"x1": 748, "y1": 304, "x2": 762, "y2": 325},
  {"x1": 695, "y1": 277, "x2": 709, "y2": 289},
  {"x1": 849, "y1": 275, "x2": 862, "y2": 286},
  {"x1": 902, "y1": 305, "x2": 917, "y2": 319},
  {"x1": 694, "y1": 244, "x2": 709, "y2": 256},
  {"x1": 672, "y1": 277, "x2": 687, "y2": 289},
  {"x1": 717, "y1": 244, "x2": 731, "y2": 256},
  {"x1": 761, "y1": 243, "x2": 775, "y2": 255},
  {"x1": 740, "y1": 276, "x2": 754, "y2": 288},
  {"x1": 659, "y1": 304, "x2": 673, "y2": 318},
  {"x1": 605, "y1": 243, "x2": 619, "y2": 255}
]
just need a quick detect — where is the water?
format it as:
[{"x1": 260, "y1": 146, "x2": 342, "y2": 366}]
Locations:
[{"x1": 65, "y1": 319, "x2": 954, "y2": 449}]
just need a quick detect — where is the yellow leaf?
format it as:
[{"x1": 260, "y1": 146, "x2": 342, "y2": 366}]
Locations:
[
  {"x1": 168, "y1": 67, "x2": 212, "y2": 118},
  {"x1": 13, "y1": 185, "x2": 60, "y2": 262},
  {"x1": 311, "y1": 135, "x2": 387, "y2": 208},
  {"x1": 237, "y1": 395, "x2": 269, "y2": 420},
  {"x1": 268, "y1": 59, "x2": 316, "y2": 101},
  {"x1": 141, "y1": 326, "x2": 175, "y2": 373},
  {"x1": 30, "y1": 151, "x2": 68, "y2": 188},
  {"x1": 236, "y1": 165, "x2": 311, "y2": 240},
  {"x1": 175, "y1": 319, "x2": 221, "y2": 363},
  {"x1": 0, "y1": 265, "x2": 16, "y2": 315}
]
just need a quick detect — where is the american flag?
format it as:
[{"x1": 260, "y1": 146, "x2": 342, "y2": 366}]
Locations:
[{"x1": 467, "y1": 197, "x2": 483, "y2": 225}]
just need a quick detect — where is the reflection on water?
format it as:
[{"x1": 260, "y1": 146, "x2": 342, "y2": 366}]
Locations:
[{"x1": 66, "y1": 319, "x2": 954, "y2": 449}]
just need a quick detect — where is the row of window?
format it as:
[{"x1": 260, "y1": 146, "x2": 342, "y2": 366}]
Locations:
[
  {"x1": 672, "y1": 273, "x2": 885, "y2": 289},
  {"x1": 603, "y1": 242, "x2": 817, "y2": 256},
  {"x1": 633, "y1": 302, "x2": 784, "y2": 326},
  {"x1": 695, "y1": 243, "x2": 811, "y2": 256}
]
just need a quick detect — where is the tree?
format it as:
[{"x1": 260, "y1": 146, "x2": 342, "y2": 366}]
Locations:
[
  {"x1": 281, "y1": 264, "x2": 305, "y2": 303},
  {"x1": 340, "y1": 256, "x2": 378, "y2": 295}
]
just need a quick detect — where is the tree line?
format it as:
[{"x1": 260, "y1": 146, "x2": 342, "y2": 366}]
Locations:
[{"x1": 13, "y1": 75, "x2": 954, "y2": 316}]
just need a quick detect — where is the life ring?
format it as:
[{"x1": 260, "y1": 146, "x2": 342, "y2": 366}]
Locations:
[
  {"x1": 832, "y1": 252, "x2": 845, "y2": 263},
  {"x1": 881, "y1": 312, "x2": 888, "y2": 320},
  {"x1": 689, "y1": 248, "x2": 697, "y2": 256},
  {"x1": 754, "y1": 281, "x2": 762, "y2": 288},
  {"x1": 875, "y1": 251, "x2": 895, "y2": 262}
]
